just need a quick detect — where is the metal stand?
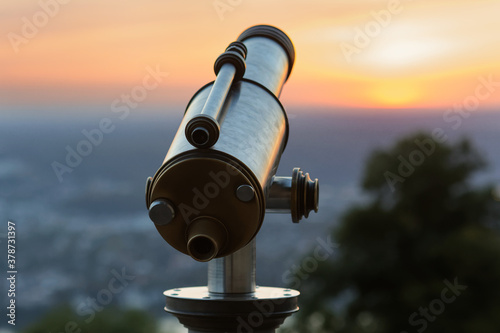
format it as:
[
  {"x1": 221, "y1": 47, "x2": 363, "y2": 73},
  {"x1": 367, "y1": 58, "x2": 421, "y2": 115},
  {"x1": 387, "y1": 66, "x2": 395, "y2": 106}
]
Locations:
[
  {"x1": 164, "y1": 239, "x2": 299, "y2": 333},
  {"x1": 147, "y1": 25, "x2": 319, "y2": 333}
]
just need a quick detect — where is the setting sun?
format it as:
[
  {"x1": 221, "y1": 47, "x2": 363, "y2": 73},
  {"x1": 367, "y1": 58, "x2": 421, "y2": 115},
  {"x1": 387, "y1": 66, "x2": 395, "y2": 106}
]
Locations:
[
  {"x1": 370, "y1": 81, "x2": 421, "y2": 108},
  {"x1": 1, "y1": 0, "x2": 499, "y2": 113}
]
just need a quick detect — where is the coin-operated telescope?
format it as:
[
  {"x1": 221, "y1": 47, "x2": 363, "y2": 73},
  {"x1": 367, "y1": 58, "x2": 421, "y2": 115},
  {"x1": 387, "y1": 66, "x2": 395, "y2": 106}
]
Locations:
[{"x1": 145, "y1": 25, "x2": 319, "y2": 333}]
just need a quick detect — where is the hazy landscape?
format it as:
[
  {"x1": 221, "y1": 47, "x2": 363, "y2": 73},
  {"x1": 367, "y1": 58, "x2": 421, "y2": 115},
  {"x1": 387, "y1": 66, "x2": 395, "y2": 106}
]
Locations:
[{"x1": 1, "y1": 109, "x2": 499, "y2": 330}]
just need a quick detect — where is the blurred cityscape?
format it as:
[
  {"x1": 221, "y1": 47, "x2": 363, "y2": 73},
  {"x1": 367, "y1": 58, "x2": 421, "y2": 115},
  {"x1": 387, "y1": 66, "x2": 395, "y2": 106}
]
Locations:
[{"x1": 1, "y1": 110, "x2": 499, "y2": 331}]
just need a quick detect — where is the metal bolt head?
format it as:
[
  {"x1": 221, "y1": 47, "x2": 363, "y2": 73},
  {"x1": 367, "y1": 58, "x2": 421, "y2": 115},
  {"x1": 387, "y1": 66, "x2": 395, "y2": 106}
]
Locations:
[
  {"x1": 236, "y1": 185, "x2": 255, "y2": 202},
  {"x1": 149, "y1": 198, "x2": 175, "y2": 226}
]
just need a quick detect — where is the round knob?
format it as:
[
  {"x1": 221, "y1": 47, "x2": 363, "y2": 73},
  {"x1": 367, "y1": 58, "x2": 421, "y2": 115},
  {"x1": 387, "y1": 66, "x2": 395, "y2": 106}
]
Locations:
[
  {"x1": 236, "y1": 184, "x2": 255, "y2": 202},
  {"x1": 148, "y1": 199, "x2": 176, "y2": 226},
  {"x1": 291, "y1": 168, "x2": 319, "y2": 223}
]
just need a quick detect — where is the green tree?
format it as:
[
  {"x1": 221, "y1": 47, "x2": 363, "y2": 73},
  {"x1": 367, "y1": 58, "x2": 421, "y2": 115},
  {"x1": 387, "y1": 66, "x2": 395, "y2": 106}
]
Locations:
[
  {"x1": 286, "y1": 133, "x2": 500, "y2": 333},
  {"x1": 22, "y1": 305, "x2": 158, "y2": 333}
]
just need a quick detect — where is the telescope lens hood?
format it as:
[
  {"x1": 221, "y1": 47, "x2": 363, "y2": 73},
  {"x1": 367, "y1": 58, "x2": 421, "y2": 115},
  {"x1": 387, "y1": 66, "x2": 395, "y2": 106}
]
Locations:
[{"x1": 237, "y1": 24, "x2": 295, "y2": 79}]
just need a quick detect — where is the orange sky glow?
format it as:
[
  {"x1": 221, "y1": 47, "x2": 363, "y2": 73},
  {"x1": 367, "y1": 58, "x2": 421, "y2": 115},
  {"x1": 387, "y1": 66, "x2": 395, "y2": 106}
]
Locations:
[{"x1": 1, "y1": 0, "x2": 500, "y2": 114}]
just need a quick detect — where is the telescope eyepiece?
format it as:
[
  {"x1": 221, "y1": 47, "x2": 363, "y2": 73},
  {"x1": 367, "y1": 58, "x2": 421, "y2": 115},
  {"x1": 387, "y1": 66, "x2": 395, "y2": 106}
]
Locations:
[
  {"x1": 187, "y1": 217, "x2": 227, "y2": 262},
  {"x1": 214, "y1": 41, "x2": 247, "y2": 81},
  {"x1": 191, "y1": 127, "x2": 210, "y2": 147},
  {"x1": 185, "y1": 42, "x2": 247, "y2": 149},
  {"x1": 225, "y1": 41, "x2": 247, "y2": 58},
  {"x1": 185, "y1": 115, "x2": 220, "y2": 149},
  {"x1": 188, "y1": 236, "x2": 216, "y2": 262}
]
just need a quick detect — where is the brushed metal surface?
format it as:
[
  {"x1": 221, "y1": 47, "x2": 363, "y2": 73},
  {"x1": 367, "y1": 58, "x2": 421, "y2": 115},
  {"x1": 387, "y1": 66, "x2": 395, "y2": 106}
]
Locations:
[
  {"x1": 208, "y1": 239, "x2": 256, "y2": 294},
  {"x1": 147, "y1": 26, "x2": 293, "y2": 258},
  {"x1": 266, "y1": 176, "x2": 292, "y2": 213},
  {"x1": 164, "y1": 80, "x2": 287, "y2": 194},
  {"x1": 241, "y1": 37, "x2": 289, "y2": 96}
]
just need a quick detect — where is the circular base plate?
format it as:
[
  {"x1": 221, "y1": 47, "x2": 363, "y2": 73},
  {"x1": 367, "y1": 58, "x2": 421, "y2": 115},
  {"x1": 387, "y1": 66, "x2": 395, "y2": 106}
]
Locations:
[{"x1": 164, "y1": 286, "x2": 299, "y2": 332}]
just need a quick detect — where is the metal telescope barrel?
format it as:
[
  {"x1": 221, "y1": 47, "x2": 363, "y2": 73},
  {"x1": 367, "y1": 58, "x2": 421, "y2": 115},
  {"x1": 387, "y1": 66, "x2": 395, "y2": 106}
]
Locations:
[{"x1": 145, "y1": 25, "x2": 317, "y2": 262}]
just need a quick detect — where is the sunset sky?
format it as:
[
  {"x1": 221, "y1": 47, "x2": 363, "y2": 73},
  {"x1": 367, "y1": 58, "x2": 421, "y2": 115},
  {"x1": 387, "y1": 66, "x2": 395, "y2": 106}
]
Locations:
[{"x1": 1, "y1": 0, "x2": 500, "y2": 114}]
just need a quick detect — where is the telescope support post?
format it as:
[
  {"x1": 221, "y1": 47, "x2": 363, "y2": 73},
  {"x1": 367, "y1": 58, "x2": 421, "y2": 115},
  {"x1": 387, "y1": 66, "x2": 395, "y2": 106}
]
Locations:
[
  {"x1": 208, "y1": 239, "x2": 256, "y2": 294},
  {"x1": 164, "y1": 238, "x2": 299, "y2": 332}
]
